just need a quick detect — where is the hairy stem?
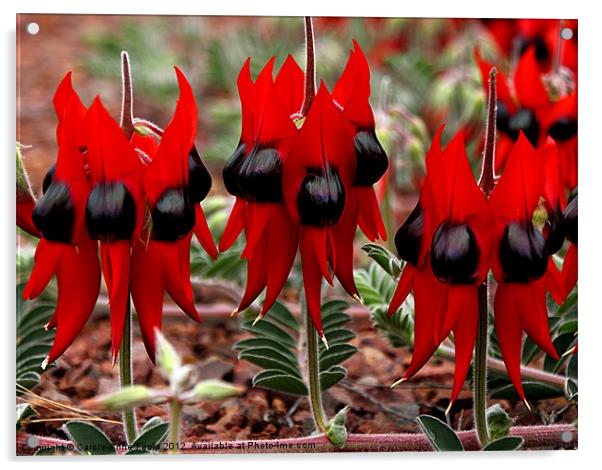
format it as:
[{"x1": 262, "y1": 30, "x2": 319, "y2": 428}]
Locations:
[
  {"x1": 119, "y1": 298, "x2": 137, "y2": 444},
  {"x1": 301, "y1": 16, "x2": 316, "y2": 116},
  {"x1": 120, "y1": 51, "x2": 135, "y2": 139},
  {"x1": 478, "y1": 67, "x2": 497, "y2": 197},
  {"x1": 305, "y1": 303, "x2": 328, "y2": 433},
  {"x1": 474, "y1": 283, "x2": 490, "y2": 447},
  {"x1": 169, "y1": 398, "x2": 182, "y2": 455}
]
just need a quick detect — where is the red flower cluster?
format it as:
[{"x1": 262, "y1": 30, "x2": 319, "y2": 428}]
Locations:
[
  {"x1": 21, "y1": 67, "x2": 216, "y2": 365},
  {"x1": 475, "y1": 47, "x2": 578, "y2": 194},
  {"x1": 389, "y1": 129, "x2": 574, "y2": 403},
  {"x1": 221, "y1": 41, "x2": 388, "y2": 341}
]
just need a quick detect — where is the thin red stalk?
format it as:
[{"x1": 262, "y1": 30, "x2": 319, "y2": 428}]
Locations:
[
  {"x1": 300, "y1": 16, "x2": 316, "y2": 116},
  {"x1": 478, "y1": 67, "x2": 497, "y2": 197},
  {"x1": 120, "y1": 51, "x2": 135, "y2": 139},
  {"x1": 17, "y1": 424, "x2": 577, "y2": 454}
]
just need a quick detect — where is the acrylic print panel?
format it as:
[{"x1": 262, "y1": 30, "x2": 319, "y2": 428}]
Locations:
[{"x1": 16, "y1": 14, "x2": 577, "y2": 455}]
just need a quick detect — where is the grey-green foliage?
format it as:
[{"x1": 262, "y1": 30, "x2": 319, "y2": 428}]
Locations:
[{"x1": 234, "y1": 300, "x2": 358, "y2": 396}]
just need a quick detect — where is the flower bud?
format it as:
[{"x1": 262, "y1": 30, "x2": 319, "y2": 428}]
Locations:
[
  {"x1": 156, "y1": 331, "x2": 181, "y2": 379},
  {"x1": 326, "y1": 406, "x2": 350, "y2": 449},
  {"x1": 486, "y1": 404, "x2": 512, "y2": 441},
  {"x1": 83, "y1": 385, "x2": 162, "y2": 411},
  {"x1": 186, "y1": 379, "x2": 244, "y2": 403}
]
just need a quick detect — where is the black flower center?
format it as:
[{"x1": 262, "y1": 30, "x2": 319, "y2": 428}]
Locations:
[
  {"x1": 544, "y1": 205, "x2": 566, "y2": 255},
  {"x1": 42, "y1": 163, "x2": 57, "y2": 194},
  {"x1": 151, "y1": 187, "x2": 196, "y2": 242},
  {"x1": 430, "y1": 222, "x2": 480, "y2": 284},
  {"x1": 499, "y1": 222, "x2": 548, "y2": 282},
  {"x1": 353, "y1": 129, "x2": 389, "y2": 186},
  {"x1": 517, "y1": 35, "x2": 550, "y2": 63},
  {"x1": 223, "y1": 142, "x2": 247, "y2": 197},
  {"x1": 188, "y1": 146, "x2": 212, "y2": 203},
  {"x1": 85, "y1": 182, "x2": 136, "y2": 242},
  {"x1": 548, "y1": 117, "x2": 577, "y2": 142},
  {"x1": 297, "y1": 166, "x2": 345, "y2": 226},
  {"x1": 237, "y1": 145, "x2": 283, "y2": 202},
  {"x1": 32, "y1": 181, "x2": 74, "y2": 243},
  {"x1": 497, "y1": 102, "x2": 540, "y2": 146},
  {"x1": 394, "y1": 202, "x2": 424, "y2": 267},
  {"x1": 563, "y1": 189, "x2": 577, "y2": 245}
]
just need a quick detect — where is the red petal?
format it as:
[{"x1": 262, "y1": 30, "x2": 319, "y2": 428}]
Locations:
[
  {"x1": 237, "y1": 231, "x2": 267, "y2": 311},
  {"x1": 101, "y1": 241, "x2": 131, "y2": 361},
  {"x1": 23, "y1": 240, "x2": 65, "y2": 300},
  {"x1": 130, "y1": 238, "x2": 165, "y2": 361},
  {"x1": 194, "y1": 205, "x2": 218, "y2": 259},
  {"x1": 494, "y1": 284, "x2": 526, "y2": 401},
  {"x1": 300, "y1": 227, "x2": 325, "y2": 336},
  {"x1": 563, "y1": 244, "x2": 578, "y2": 296},
  {"x1": 516, "y1": 282, "x2": 559, "y2": 359},
  {"x1": 17, "y1": 199, "x2": 40, "y2": 238},
  {"x1": 514, "y1": 47, "x2": 550, "y2": 110},
  {"x1": 274, "y1": 54, "x2": 304, "y2": 118},
  {"x1": 332, "y1": 193, "x2": 359, "y2": 298},
  {"x1": 241, "y1": 202, "x2": 270, "y2": 260},
  {"x1": 356, "y1": 186, "x2": 387, "y2": 241},
  {"x1": 449, "y1": 287, "x2": 478, "y2": 403},
  {"x1": 260, "y1": 205, "x2": 298, "y2": 316},
  {"x1": 47, "y1": 239, "x2": 101, "y2": 363},
  {"x1": 237, "y1": 58, "x2": 255, "y2": 147},
  {"x1": 219, "y1": 198, "x2": 245, "y2": 252},
  {"x1": 546, "y1": 258, "x2": 566, "y2": 305},
  {"x1": 388, "y1": 264, "x2": 415, "y2": 317}
]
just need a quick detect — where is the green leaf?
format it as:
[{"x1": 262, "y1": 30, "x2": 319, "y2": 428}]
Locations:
[
  {"x1": 565, "y1": 378, "x2": 578, "y2": 401},
  {"x1": 319, "y1": 344, "x2": 358, "y2": 370},
  {"x1": 17, "y1": 403, "x2": 35, "y2": 430},
  {"x1": 140, "y1": 417, "x2": 164, "y2": 433},
  {"x1": 239, "y1": 350, "x2": 302, "y2": 378},
  {"x1": 252, "y1": 370, "x2": 308, "y2": 396},
  {"x1": 361, "y1": 243, "x2": 402, "y2": 278},
  {"x1": 490, "y1": 381, "x2": 564, "y2": 400},
  {"x1": 483, "y1": 436, "x2": 524, "y2": 451},
  {"x1": 322, "y1": 312, "x2": 352, "y2": 332},
  {"x1": 126, "y1": 421, "x2": 169, "y2": 454},
  {"x1": 234, "y1": 338, "x2": 298, "y2": 364},
  {"x1": 264, "y1": 301, "x2": 299, "y2": 331},
  {"x1": 322, "y1": 329, "x2": 355, "y2": 346},
  {"x1": 566, "y1": 353, "x2": 578, "y2": 380},
  {"x1": 416, "y1": 415, "x2": 464, "y2": 451},
  {"x1": 544, "y1": 333, "x2": 576, "y2": 373},
  {"x1": 320, "y1": 366, "x2": 347, "y2": 391},
  {"x1": 242, "y1": 320, "x2": 296, "y2": 349},
  {"x1": 321, "y1": 300, "x2": 350, "y2": 318},
  {"x1": 64, "y1": 421, "x2": 116, "y2": 455}
]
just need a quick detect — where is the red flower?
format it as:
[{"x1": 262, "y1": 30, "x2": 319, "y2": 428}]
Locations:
[
  {"x1": 131, "y1": 68, "x2": 216, "y2": 360},
  {"x1": 220, "y1": 56, "x2": 300, "y2": 318},
  {"x1": 22, "y1": 73, "x2": 101, "y2": 366},
  {"x1": 489, "y1": 134, "x2": 565, "y2": 401},
  {"x1": 388, "y1": 128, "x2": 493, "y2": 404},
  {"x1": 475, "y1": 47, "x2": 553, "y2": 173},
  {"x1": 561, "y1": 188, "x2": 577, "y2": 296}
]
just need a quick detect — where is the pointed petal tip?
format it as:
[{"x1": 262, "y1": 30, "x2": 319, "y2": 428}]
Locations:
[
  {"x1": 352, "y1": 293, "x2": 364, "y2": 304},
  {"x1": 445, "y1": 401, "x2": 453, "y2": 416},
  {"x1": 230, "y1": 308, "x2": 239, "y2": 317},
  {"x1": 252, "y1": 314, "x2": 262, "y2": 327},
  {"x1": 40, "y1": 356, "x2": 49, "y2": 371},
  {"x1": 524, "y1": 399, "x2": 533, "y2": 412},
  {"x1": 320, "y1": 334, "x2": 329, "y2": 351},
  {"x1": 390, "y1": 376, "x2": 406, "y2": 388}
]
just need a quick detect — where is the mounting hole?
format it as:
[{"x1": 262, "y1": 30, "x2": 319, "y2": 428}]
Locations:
[
  {"x1": 561, "y1": 27, "x2": 573, "y2": 41},
  {"x1": 26, "y1": 22, "x2": 40, "y2": 35},
  {"x1": 560, "y1": 430, "x2": 574, "y2": 443}
]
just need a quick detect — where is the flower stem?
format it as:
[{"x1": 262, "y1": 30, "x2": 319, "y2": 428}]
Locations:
[
  {"x1": 168, "y1": 398, "x2": 182, "y2": 455},
  {"x1": 301, "y1": 16, "x2": 316, "y2": 116},
  {"x1": 120, "y1": 51, "x2": 135, "y2": 139},
  {"x1": 119, "y1": 298, "x2": 137, "y2": 444},
  {"x1": 473, "y1": 66, "x2": 497, "y2": 449},
  {"x1": 303, "y1": 297, "x2": 328, "y2": 433},
  {"x1": 473, "y1": 283, "x2": 490, "y2": 448}
]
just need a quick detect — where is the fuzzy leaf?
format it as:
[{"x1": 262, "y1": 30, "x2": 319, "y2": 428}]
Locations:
[
  {"x1": 483, "y1": 436, "x2": 524, "y2": 451},
  {"x1": 416, "y1": 415, "x2": 464, "y2": 451},
  {"x1": 252, "y1": 370, "x2": 308, "y2": 396},
  {"x1": 64, "y1": 421, "x2": 115, "y2": 455}
]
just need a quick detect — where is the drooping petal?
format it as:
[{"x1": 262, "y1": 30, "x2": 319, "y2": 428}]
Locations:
[
  {"x1": 300, "y1": 227, "x2": 326, "y2": 337},
  {"x1": 237, "y1": 231, "x2": 267, "y2": 312},
  {"x1": 514, "y1": 47, "x2": 550, "y2": 111},
  {"x1": 332, "y1": 193, "x2": 360, "y2": 298},
  {"x1": 46, "y1": 238, "x2": 101, "y2": 364},
  {"x1": 23, "y1": 240, "x2": 66, "y2": 300},
  {"x1": 219, "y1": 198, "x2": 245, "y2": 252},
  {"x1": 562, "y1": 244, "x2": 578, "y2": 296},
  {"x1": 194, "y1": 204, "x2": 218, "y2": 259},
  {"x1": 387, "y1": 264, "x2": 415, "y2": 317},
  {"x1": 356, "y1": 186, "x2": 387, "y2": 241}
]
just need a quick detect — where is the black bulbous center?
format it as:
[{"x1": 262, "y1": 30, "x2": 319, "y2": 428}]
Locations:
[
  {"x1": 32, "y1": 181, "x2": 74, "y2": 243},
  {"x1": 517, "y1": 35, "x2": 550, "y2": 63},
  {"x1": 394, "y1": 203, "x2": 424, "y2": 267},
  {"x1": 548, "y1": 117, "x2": 577, "y2": 142},
  {"x1": 500, "y1": 222, "x2": 548, "y2": 282},
  {"x1": 496, "y1": 102, "x2": 540, "y2": 146},
  {"x1": 430, "y1": 222, "x2": 479, "y2": 284},
  {"x1": 297, "y1": 166, "x2": 345, "y2": 226},
  {"x1": 353, "y1": 129, "x2": 389, "y2": 186},
  {"x1": 237, "y1": 145, "x2": 283, "y2": 202},
  {"x1": 563, "y1": 189, "x2": 577, "y2": 245},
  {"x1": 188, "y1": 146, "x2": 212, "y2": 203},
  {"x1": 544, "y1": 205, "x2": 565, "y2": 255},
  {"x1": 42, "y1": 163, "x2": 57, "y2": 194},
  {"x1": 151, "y1": 187, "x2": 195, "y2": 242},
  {"x1": 223, "y1": 142, "x2": 247, "y2": 197},
  {"x1": 85, "y1": 182, "x2": 136, "y2": 242}
]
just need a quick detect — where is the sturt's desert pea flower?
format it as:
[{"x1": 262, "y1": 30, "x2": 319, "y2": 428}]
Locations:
[
  {"x1": 23, "y1": 73, "x2": 101, "y2": 367},
  {"x1": 388, "y1": 127, "x2": 494, "y2": 406},
  {"x1": 131, "y1": 68, "x2": 216, "y2": 360},
  {"x1": 22, "y1": 65, "x2": 217, "y2": 365},
  {"x1": 489, "y1": 133, "x2": 566, "y2": 402},
  {"x1": 561, "y1": 188, "x2": 577, "y2": 297},
  {"x1": 220, "y1": 56, "x2": 301, "y2": 320},
  {"x1": 220, "y1": 41, "x2": 388, "y2": 341}
]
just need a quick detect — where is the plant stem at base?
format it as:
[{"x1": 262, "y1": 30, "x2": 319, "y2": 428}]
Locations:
[{"x1": 119, "y1": 298, "x2": 137, "y2": 444}]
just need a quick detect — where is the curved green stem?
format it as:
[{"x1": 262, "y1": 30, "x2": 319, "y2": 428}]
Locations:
[
  {"x1": 473, "y1": 283, "x2": 490, "y2": 447},
  {"x1": 119, "y1": 298, "x2": 137, "y2": 444},
  {"x1": 305, "y1": 306, "x2": 328, "y2": 433}
]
